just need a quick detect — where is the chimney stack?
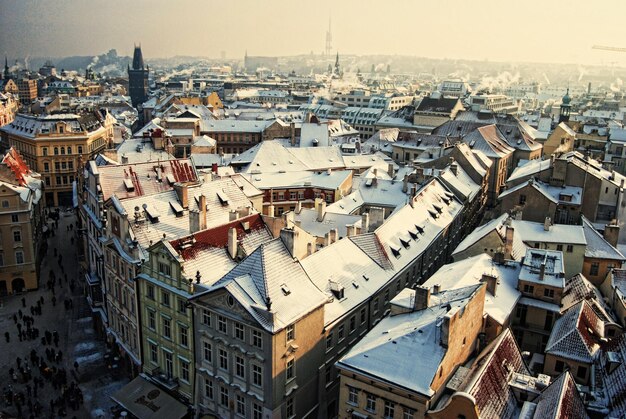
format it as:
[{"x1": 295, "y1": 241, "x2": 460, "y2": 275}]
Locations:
[
  {"x1": 290, "y1": 122, "x2": 296, "y2": 146},
  {"x1": 346, "y1": 224, "x2": 356, "y2": 237},
  {"x1": 189, "y1": 209, "x2": 200, "y2": 233},
  {"x1": 229, "y1": 209, "x2": 238, "y2": 221},
  {"x1": 174, "y1": 183, "x2": 189, "y2": 209},
  {"x1": 267, "y1": 204, "x2": 275, "y2": 218},
  {"x1": 199, "y1": 194, "x2": 207, "y2": 230},
  {"x1": 414, "y1": 286, "x2": 430, "y2": 311},
  {"x1": 543, "y1": 217, "x2": 551, "y2": 231},
  {"x1": 361, "y1": 213, "x2": 370, "y2": 233},
  {"x1": 317, "y1": 198, "x2": 326, "y2": 222},
  {"x1": 228, "y1": 227, "x2": 238, "y2": 259},
  {"x1": 504, "y1": 226, "x2": 514, "y2": 260},
  {"x1": 402, "y1": 174, "x2": 409, "y2": 193},
  {"x1": 329, "y1": 228, "x2": 338, "y2": 244},
  {"x1": 368, "y1": 207, "x2": 385, "y2": 230},
  {"x1": 481, "y1": 273, "x2": 498, "y2": 296},
  {"x1": 539, "y1": 262, "x2": 546, "y2": 281},
  {"x1": 295, "y1": 201, "x2": 302, "y2": 214},
  {"x1": 387, "y1": 163, "x2": 394, "y2": 178},
  {"x1": 604, "y1": 221, "x2": 620, "y2": 248},
  {"x1": 433, "y1": 284, "x2": 441, "y2": 294}
]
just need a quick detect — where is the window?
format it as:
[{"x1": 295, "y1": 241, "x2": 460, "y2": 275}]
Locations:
[
  {"x1": 590, "y1": 262, "x2": 600, "y2": 276},
  {"x1": 203, "y1": 341, "x2": 212, "y2": 362},
  {"x1": 577, "y1": 365, "x2": 587, "y2": 379},
  {"x1": 519, "y1": 194, "x2": 526, "y2": 205},
  {"x1": 15, "y1": 251, "x2": 24, "y2": 265},
  {"x1": 253, "y1": 403, "x2": 263, "y2": 419},
  {"x1": 286, "y1": 397, "x2": 295, "y2": 418},
  {"x1": 60, "y1": 147, "x2": 65, "y2": 155},
  {"x1": 384, "y1": 400, "x2": 395, "y2": 419},
  {"x1": 44, "y1": 162, "x2": 49, "y2": 172},
  {"x1": 366, "y1": 394, "x2": 376, "y2": 412},
  {"x1": 555, "y1": 360, "x2": 565, "y2": 373},
  {"x1": 158, "y1": 262, "x2": 171, "y2": 276},
  {"x1": 147, "y1": 284, "x2": 155, "y2": 300},
  {"x1": 523, "y1": 284, "x2": 534, "y2": 294},
  {"x1": 179, "y1": 326, "x2": 188, "y2": 347},
  {"x1": 566, "y1": 245, "x2": 573, "y2": 253},
  {"x1": 161, "y1": 291, "x2": 170, "y2": 307},
  {"x1": 78, "y1": 146, "x2": 83, "y2": 154},
  {"x1": 326, "y1": 333, "x2": 333, "y2": 351},
  {"x1": 0, "y1": 253, "x2": 3, "y2": 267},
  {"x1": 235, "y1": 355, "x2": 245, "y2": 378},
  {"x1": 338, "y1": 325, "x2": 345, "y2": 342},
  {"x1": 349, "y1": 316, "x2": 356, "y2": 333},
  {"x1": 180, "y1": 359, "x2": 190, "y2": 382},
  {"x1": 252, "y1": 364, "x2": 262, "y2": 386},
  {"x1": 252, "y1": 330, "x2": 263, "y2": 348},
  {"x1": 325, "y1": 366, "x2": 332, "y2": 384},
  {"x1": 286, "y1": 324, "x2": 295, "y2": 341},
  {"x1": 202, "y1": 309, "x2": 211, "y2": 326},
  {"x1": 218, "y1": 315, "x2": 227, "y2": 333},
  {"x1": 236, "y1": 394, "x2": 245, "y2": 416},
  {"x1": 348, "y1": 386, "x2": 358, "y2": 405},
  {"x1": 286, "y1": 358, "x2": 295, "y2": 381},
  {"x1": 42, "y1": 147, "x2": 48, "y2": 156},
  {"x1": 544, "y1": 288, "x2": 555, "y2": 299},
  {"x1": 235, "y1": 322, "x2": 245, "y2": 340},
  {"x1": 148, "y1": 310, "x2": 156, "y2": 330},
  {"x1": 164, "y1": 351, "x2": 173, "y2": 377},
  {"x1": 360, "y1": 308, "x2": 366, "y2": 324},
  {"x1": 177, "y1": 298, "x2": 186, "y2": 314},
  {"x1": 219, "y1": 348, "x2": 228, "y2": 370},
  {"x1": 13, "y1": 230, "x2": 21, "y2": 242},
  {"x1": 149, "y1": 343, "x2": 158, "y2": 363},
  {"x1": 162, "y1": 317, "x2": 171, "y2": 339},
  {"x1": 204, "y1": 378, "x2": 213, "y2": 399},
  {"x1": 373, "y1": 298, "x2": 379, "y2": 314},
  {"x1": 54, "y1": 147, "x2": 59, "y2": 155},
  {"x1": 11, "y1": 214, "x2": 18, "y2": 223},
  {"x1": 556, "y1": 244, "x2": 563, "y2": 251},
  {"x1": 67, "y1": 146, "x2": 72, "y2": 154},
  {"x1": 403, "y1": 408, "x2": 416, "y2": 419},
  {"x1": 220, "y1": 386, "x2": 229, "y2": 407}
]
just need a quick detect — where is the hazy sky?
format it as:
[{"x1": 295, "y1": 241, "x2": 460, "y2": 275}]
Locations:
[{"x1": 1, "y1": 0, "x2": 626, "y2": 65}]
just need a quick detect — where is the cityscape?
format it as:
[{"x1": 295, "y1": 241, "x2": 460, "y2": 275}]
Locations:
[{"x1": 2, "y1": 1, "x2": 626, "y2": 418}]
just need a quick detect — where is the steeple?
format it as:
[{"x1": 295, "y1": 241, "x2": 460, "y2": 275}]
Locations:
[
  {"x1": 559, "y1": 88, "x2": 571, "y2": 123},
  {"x1": 3, "y1": 56, "x2": 9, "y2": 80},
  {"x1": 132, "y1": 45, "x2": 145, "y2": 70},
  {"x1": 334, "y1": 52, "x2": 340, "y2": 74}
]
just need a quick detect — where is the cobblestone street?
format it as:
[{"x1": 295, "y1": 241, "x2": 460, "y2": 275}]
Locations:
[{"x1": 0, "y1": 210, "x2": 128, "y2": 418}]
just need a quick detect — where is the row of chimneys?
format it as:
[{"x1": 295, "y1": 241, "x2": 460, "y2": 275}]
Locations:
[{"x1": 413, "y1": 272, "x2": 498, "y2": 313}]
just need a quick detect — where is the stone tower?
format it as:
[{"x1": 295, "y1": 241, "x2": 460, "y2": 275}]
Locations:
[{"x1": 128, "y1": 45, "x2": 149, "y2": 108}]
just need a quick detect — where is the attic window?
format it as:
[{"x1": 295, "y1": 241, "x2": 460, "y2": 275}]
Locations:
[
  {"x1": 416, "y1": 225, "x2": 425, "y2": 234},
  {"x1": 352, "y1": 281, "x2": 359, "y2": 289},
  {"x1": 123, "y1": 179, "x2": 135, "y2": 192},
  {"x1": 170, "y1": 201, "x2": 184, "y2": 217},
  {"x1": 400, "y1": 237, "x2": 411, "y2": 249},
  {"x1": 390, "y1": 245, "x2": 401, "y2": 258},
  {"x1": 166, "y1": 174, "x2": 176, "y2": 184},
  {"x1": 217, "y1": 190, "x2": 229, "y2": 205},
  {"x1": 144, "y1": 204, "x2": 160, "y2": 223},
  {"x1": 428, "y1": 209, "x2": 439, "y2": 219},
  {"x1": 281, "y1": 284, "x2": 291, "y2": 296},
  {"x1": 365, "y1": 178, "x2": 373, "y2": 187},
  {"x1": 329, "y1": 281, "x2": 345, "y2": 299},
  {"x1": 362, "y1": 275, "x2": 369, "y2": 281},
  {"x1": 433, "y1": 204, "x2": 443, "y2": 214}
]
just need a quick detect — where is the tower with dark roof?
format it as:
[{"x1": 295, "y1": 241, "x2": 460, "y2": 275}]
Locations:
[
  {"x1": 559, "y1": 88, "x2": 571, "y2": 123},
  {"x1": 4, "y1": 56, "x2": 10, "y2": 80},
  {"x1": 128, "y1": 45, "x2": 149, "y2": 108}
]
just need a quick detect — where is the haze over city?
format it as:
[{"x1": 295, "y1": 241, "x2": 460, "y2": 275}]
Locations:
[{"x1": 2, "y1": 0, "x2": 626, "y2": 65}]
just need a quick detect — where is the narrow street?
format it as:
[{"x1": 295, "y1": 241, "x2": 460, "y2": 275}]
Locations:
[{"x1": 0, "y1": 210, "x2": 128, "y2": 418}]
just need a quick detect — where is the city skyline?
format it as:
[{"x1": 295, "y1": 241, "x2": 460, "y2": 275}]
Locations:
[{"x1": 2, "y1": 0, "x2": 626, "y2": 66}]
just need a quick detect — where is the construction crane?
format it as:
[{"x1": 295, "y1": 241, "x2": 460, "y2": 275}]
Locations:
[{"x1": 593, "y1": 45, "x2": 626, "y2": 53}]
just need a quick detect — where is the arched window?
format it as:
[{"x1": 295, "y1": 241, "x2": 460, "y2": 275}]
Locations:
[
  {"x1": 53, "y1": 147, "x2": 59, "y2": 155},
  {"x1": 60, "y1": 147, "x2": 65, "y2": 155}
]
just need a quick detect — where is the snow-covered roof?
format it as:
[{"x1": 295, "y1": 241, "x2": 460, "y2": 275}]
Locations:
[
  {"x1": 507, "y1": 158, "x2": 552, "y2": 184},
  {"x1": 512, "y1": 219, "x2": 586, "y2": 245},
  {"x1": 452, "y1": 214, "x2": 527, "y2": 261},
  {"x1": 245, "y1": 169, "x2": 351, "y2": 190},
  {"x1": 423, "y1": 254, "x2": 521, "y2": 325},
  {"x1": 499, "y1": 179, "x2": 582, "y2": 206},
  {"x1": 532, "y1": 372, "x2": 589, "y2": 419},
  {"x1": 336, "y1": 284, "x2": 482, "y2": 397},
  {"x1": 292, "y1": 208, "x2": 362, "y2": 239},
  {"x1": 581, "y1": 216, "x2": 625, "y2": 261},
  {"x1": 545, "y1": 301, "x2": 604, "y2": 364},
  {"x1": 519, "y1": 249, "x2": 565, "y2": 288},
  {"x1": 113, "y1": 138, "x2": 174, "y2": 165}
]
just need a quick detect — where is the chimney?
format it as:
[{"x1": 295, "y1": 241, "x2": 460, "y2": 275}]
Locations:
[
  {"x1": 433, "y1": 284, "x2": 441, "y2": 294},
  {"x1": 402, "y1": 174, "x2": 409, "y2": 193},
  {"x1": 228, "y1": 227, "x2": 238, "y2": 259},
  {"x1": 295, "y1": 201, "x2": 302, "y2": 213},
  {"x1": 317, "y1": 199, "x2": 326, "y2": 222},
  {"x1": 121, "y1": 154, "x2": 129, "y2": 164},
  {"x1": 324, "y1": 232, "x2": 331, "y2": 247},
  {"x1": 198, "y1": 194, "x2": 207, "y2": 230},
  {"x1": 329, "y1": 228, "x2": 338, "y2": 244},
  {"x1": 290, "y1": 122, "x2": 296, "y2": 146},
  {"x1": 387, "y1": 163, "x2": 394, "y2": 177},
  {"x1": 212, "y1": 163, "x2": 218, "y2": 173},
  {"x1": 414, "y1": 286, "x2": 430, "y2": 311},
  {"x1": 174, "y1": 183, "x2": 189, "y2": 209},
  {"x1": 280, "y1": 227, "x2": 310, "y2": 260},
  {"x1": 267, "y1": 204, "x2": 275, "y2": 217},
  {"x1": 504, "y1": 226, "x2": 514, "y2": 259},
  {"x1": 346, "y1": 224, "x2": 356, "y2": 237},
  {"x1": 203, "y1": 172, "x2": 211, "y2": 183},
  {"x1": 604, "y1": 221, "x2": 620, "y2": 248},
  {"x1": 361, "y1": 213, "x2": 370, "y2": 233},
  {"x1": 189, "y1": 209, "x2": 201, "y2": 233},
  {"x1": 368, "y1": 207, "x2": 385, "y2": 230},
  {"x1": 543, "y1": 217, "x2": 551, "y2": 231},
  {"x1": 450, "y1": 162, "x2": 458, "y2": 176},
  {"x1": 481, "y1": 273, "x2": 498, "y2": 296},
  {"x1": 229, "y1": 209, "x2": 238, "y2": 221},
  {"x1": 539, "y1": 262, "x2": 546, "y2": 281}
]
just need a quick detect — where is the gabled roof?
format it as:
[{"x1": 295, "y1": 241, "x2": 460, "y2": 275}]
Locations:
[
  {"x1": 532, "y1": 372, "x2": 590, "y2": 419},
  {"x1": 545, "y1": 301, "x2": 604, "y2": 364},
  {"x1": 452, "y1": 213, "x2": 527, "y2": 261},
  {"x1": 561, "y1": 273, "x2": 616, "y2": 324},
  {"x1": 599, "y1": 332, "x2": 626, "y2": 417},
  {"x1": 415, "y1": 96, "x2": 462, "y2": 114},
  {"x1": 581, "y1": 216, "x2": 625, "y2": 261},
  {"x1": 465, "y1": 328, "x2": 529, "y2": 418},
  {"x1": 463, "y1": 125, "x2": 515, "y2": 158},
  {"x1": 507, "y1": 158, "x2": 552, "y2": 184},
  {"x1": 207, "y1": 238, "x2": 328, "y2": 333},
  {"x1": 337, "y1": 285, "x2": 482, "y2": 397}
]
